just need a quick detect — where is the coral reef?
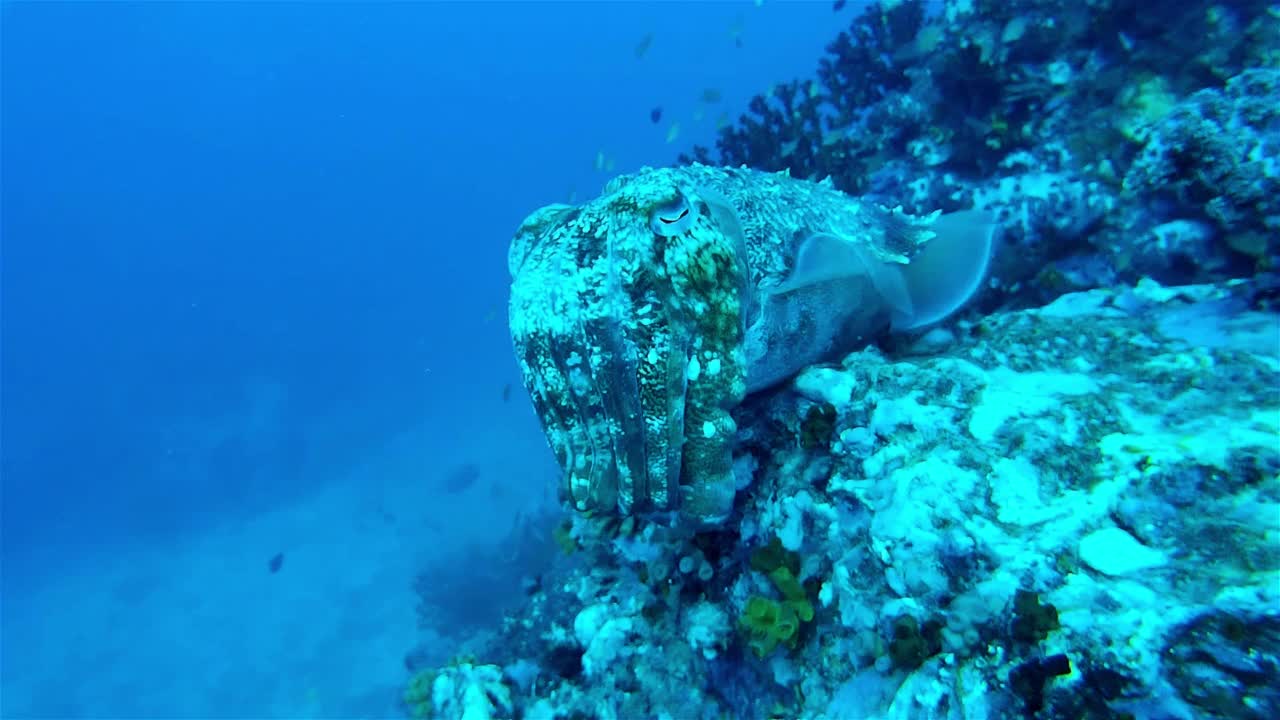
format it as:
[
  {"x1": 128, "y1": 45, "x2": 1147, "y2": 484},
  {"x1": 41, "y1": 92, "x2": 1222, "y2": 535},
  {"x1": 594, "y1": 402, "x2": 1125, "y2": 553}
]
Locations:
[
  {"x1": 408, "y1": 2, "x2": 1280, "y2": 718},
  {"x1": 681, "y1": 0, "x2": 1280, "y2": 302},
  {"x1": 1122, "y1": 68, "x2": 1280, "y2": 273},
  {"x1": 740, "y1": 539, "x2": 816, "y2": 657},
  {"x1": 404, "y1": 662, "x2": 513, "y2": 720},
  {"x1": 412, "y1": 277, "x2": 1279, "y2": 719}
]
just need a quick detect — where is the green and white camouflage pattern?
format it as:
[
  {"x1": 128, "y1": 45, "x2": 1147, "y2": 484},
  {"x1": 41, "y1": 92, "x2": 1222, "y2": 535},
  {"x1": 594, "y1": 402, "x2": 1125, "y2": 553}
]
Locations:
[{"x1": 508, "y1": 164, "x2": 994, "y2": 526}]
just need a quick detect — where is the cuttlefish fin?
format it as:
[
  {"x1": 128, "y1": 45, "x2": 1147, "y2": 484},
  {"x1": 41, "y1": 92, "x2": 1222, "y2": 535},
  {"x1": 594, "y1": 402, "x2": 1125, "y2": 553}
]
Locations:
[
  {"x1": 890, "y1": 210, "x2": 997, "y2": 330},
  {"x1": 770, "y1": 232, "x2": 914, "y2": 319},
  {"x1": 773, "y1": 209, "x2": 996, "y2": 331}
]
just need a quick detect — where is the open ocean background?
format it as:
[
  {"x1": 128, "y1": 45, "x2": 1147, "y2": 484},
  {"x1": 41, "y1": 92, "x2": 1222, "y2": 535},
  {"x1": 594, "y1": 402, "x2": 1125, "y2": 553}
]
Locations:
[{"x1": 1, "y1": 2, "x2": 855, "y2": 716}]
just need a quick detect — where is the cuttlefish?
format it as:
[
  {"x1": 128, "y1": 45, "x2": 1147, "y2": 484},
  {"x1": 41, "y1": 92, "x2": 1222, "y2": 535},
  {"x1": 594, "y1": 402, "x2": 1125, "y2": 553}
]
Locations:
[{"x1": 508, "y1": 165, "x2": 995, "y2": 526}]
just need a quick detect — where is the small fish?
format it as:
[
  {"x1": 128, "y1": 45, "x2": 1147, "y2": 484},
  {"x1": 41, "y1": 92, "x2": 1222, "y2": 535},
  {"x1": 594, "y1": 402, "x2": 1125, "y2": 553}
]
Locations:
[
  {"x1": 666, "y1": 122, "x2": 680, "y2": 144},
  {"x1": 650, "y1": 106, "x2": 663, "y2": 124},
  {"x1": 700, "y1": 88, "x2": 722, "y2": 103},
  {"x1": 729, "y1": 16, "x2": 745, "y2": 48},
  {"x1": 716, "y1": 113, "x2": 730, "y2": 130},
  {"x1": 692, "y1": 107, "x2": 705, "y2": 122},
  {"x1": 268, "y1": 552, "x2": 284, "y2": 574},
  {"x1": 502, "y1": 383, "x2": 513, "y2": 402},
  {"x1": 595, "y1": 150, "x2": 606, "y2": 171},
  {"x1": 833, "y1": 0, "x2": 846, "y2": 10},
  {"x1": 441, "y1": 463, "x2": 481, "y2": 494},
  {"x1": 605, "y1": 156, "x2": 615, "y2": 172},
  {"x1": 634, "y1": 32, "x2": 654, "y2": 59}
]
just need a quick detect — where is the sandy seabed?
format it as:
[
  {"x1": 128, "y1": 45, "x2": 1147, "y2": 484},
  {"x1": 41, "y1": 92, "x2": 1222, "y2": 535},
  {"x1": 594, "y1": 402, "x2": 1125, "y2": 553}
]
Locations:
[{"x1": 2, "y1": 415, "x2": 552, "y2": 719}]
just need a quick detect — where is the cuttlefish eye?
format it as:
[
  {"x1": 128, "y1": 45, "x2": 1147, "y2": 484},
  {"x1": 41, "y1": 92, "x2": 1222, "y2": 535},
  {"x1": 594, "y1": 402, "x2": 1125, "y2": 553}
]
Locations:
[{"x1": 649, "y1": 192, "x2": 695, "y2": 236}]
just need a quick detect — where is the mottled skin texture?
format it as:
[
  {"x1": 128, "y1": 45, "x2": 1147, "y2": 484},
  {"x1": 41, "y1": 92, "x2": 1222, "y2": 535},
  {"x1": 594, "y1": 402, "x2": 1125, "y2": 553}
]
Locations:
[{"x1": 509, "y1": 165, "x2": 939, "y2": 526}]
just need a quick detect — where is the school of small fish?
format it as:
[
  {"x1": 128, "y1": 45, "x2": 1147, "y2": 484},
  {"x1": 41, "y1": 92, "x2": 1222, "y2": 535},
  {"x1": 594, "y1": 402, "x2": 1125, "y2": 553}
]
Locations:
[{"x1": 590, "y1": 2, "x2": 821, "y2": 173}]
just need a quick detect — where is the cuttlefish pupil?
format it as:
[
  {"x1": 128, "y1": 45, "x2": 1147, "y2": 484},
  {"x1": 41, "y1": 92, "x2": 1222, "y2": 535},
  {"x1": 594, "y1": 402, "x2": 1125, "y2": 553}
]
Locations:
[{"x1": 659, "y1": 208, "x2": 689, "y2": 224}]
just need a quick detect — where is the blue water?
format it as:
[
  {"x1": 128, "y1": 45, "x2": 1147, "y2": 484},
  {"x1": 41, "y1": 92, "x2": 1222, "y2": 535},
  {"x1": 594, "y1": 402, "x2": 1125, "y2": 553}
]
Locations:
[{"x1": 1, "y1": 2, "x2": 850, "y2": 716}]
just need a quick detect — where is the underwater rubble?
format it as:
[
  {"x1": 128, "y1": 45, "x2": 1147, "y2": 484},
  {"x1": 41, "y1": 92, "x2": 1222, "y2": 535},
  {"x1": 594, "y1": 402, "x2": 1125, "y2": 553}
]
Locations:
[{"x1": 405, "y1": 2, "x2": 1280, "y2": 718}]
